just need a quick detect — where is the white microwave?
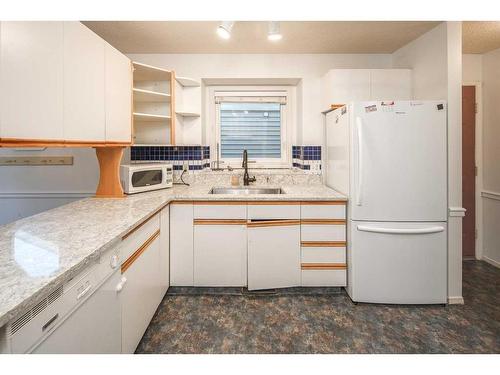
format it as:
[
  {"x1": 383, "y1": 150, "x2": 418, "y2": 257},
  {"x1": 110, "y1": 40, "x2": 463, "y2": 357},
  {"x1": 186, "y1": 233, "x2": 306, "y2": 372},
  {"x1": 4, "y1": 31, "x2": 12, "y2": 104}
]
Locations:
[{"x1": 120, "y1": 163, "x2": 173, "y2": 194}]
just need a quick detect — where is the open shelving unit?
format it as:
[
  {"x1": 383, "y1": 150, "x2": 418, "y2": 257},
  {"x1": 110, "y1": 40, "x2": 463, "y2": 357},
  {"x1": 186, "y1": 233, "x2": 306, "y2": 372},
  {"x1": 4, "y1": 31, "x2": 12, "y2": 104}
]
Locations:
[
  {"x1": 132, "y1": 62, "x2": 175, "y2": 145},
  {"x1": 174, "y1": 75, "x2": 201, "y2": 131}
]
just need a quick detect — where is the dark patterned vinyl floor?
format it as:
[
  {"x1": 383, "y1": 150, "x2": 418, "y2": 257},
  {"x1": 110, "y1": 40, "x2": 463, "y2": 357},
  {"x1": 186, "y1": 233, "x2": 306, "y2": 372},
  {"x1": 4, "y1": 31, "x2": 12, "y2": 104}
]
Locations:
[{"x1": 136, "y1": 261, "x2": 500, "y2": 353}]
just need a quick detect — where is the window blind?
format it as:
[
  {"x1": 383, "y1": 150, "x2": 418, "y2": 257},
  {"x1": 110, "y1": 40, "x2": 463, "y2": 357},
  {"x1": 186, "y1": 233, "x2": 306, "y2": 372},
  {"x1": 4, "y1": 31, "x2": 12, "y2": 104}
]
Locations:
[{"x1": 219, "y1": 102, "x2": 282, "y2": 159}]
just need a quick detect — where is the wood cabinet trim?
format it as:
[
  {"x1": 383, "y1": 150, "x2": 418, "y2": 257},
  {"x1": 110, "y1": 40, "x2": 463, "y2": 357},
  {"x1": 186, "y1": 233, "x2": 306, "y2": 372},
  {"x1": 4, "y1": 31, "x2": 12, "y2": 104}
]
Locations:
[
  {"x1": 301, "y1": 241, "x2": 346, "y2": 247},
  {"x1": 247, "y1": 201, "x2": 301, "y2": 205},
  {"x1": 192, "y1": 201, "x2": 246, "y2": 206},
  {"x1": 0, "y1": 138, "x2": 132, "y2": 148},
  {"x1": 194, "y1": 219, "x2": 247, "y2": 225},
  {"x1": 121, "y1": 229, "x2": 160, "y2": 273},
  {"x1": 301, "y1": 219, "x2": 346, "y2": 225},
  {"x1": 170, "y1": 200, "x2": 194, "y2": 205},
  {"x1": 301, "y1": 263, "x2": 347, "y2": 270},
  {"x1": 300, "y1": 201, "x2": 347, "y2": 205},
  {"x1": 122, "y1": 211, "x2": 161, "y2": 240},
  {"x1": 247, "y1": 219, "x2": 301, "y2": 228},
  {"x1": 170, "y1": 70, "x2": 176, "y2": 145}
]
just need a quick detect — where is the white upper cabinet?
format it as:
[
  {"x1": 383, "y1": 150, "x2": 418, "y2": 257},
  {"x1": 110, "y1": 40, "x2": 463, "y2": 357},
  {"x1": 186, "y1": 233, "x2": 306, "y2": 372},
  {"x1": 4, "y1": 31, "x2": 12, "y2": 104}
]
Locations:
[
  {"x1": 0, "y1": 21, "x2": 132, "y2": 144},
  {"x1": 105, "y1": 42, "x2": 132, "y2": 142},
  {"x1": 0, "y1": 22, "x2": 64, "y2": 140},
  {"x1": 370, "y1": 69, "x2": 412, "y2": 100},
  {"x1": 321, "y1": 69, "x2": 412, "y2": 109},
  {"x1": 63, "y1": 22, "x2": 105, "y2": 142}
]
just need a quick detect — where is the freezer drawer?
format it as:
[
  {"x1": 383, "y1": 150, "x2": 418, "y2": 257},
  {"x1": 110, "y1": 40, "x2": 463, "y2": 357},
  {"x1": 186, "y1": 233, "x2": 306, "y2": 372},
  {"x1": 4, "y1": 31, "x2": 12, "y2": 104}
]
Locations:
[{"x1": 348, "y1": 221, "x2": 447, "y2": 304}]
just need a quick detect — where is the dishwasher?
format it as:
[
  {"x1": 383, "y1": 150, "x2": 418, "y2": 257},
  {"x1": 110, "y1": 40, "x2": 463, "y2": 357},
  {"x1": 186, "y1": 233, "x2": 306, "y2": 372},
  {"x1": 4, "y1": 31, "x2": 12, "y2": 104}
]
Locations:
[{"x1": 7, "y1": 247, "x2": 122, "y2": 354}]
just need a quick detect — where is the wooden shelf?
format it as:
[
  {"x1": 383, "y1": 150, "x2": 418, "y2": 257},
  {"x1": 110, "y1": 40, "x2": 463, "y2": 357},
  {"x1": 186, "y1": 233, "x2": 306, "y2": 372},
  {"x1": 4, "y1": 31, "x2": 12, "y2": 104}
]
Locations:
[
  {"x1": 133, "y1": 61, "x2": 172, "y2": 81},
  {"x1": 133, "y1": 112, "x2": 171, "y2": 122},
  {"x1": 175, "y1": 111, "x2": 200, "y2": 117},
  {"x1": 175, "y1": 76, "x2": 200, "y2": 87},
  {"x1": 133, "y1": 88, "x2": 171, "y2": 103}
]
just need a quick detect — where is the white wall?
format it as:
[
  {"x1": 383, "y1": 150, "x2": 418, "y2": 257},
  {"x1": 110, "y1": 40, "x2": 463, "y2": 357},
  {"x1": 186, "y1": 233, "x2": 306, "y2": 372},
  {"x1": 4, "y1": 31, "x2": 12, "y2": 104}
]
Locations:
[
  {"x1": 462, "y1": 54, "x2": 482, "y2": 83},
  {"x1": 481, "y1": 47, "x2": 500, "y2": 267},
  {"x1": 127, "y1": 53, "x2": 393, "y2": 145},
  {"x1": 0, "y1": 147, "x2": 98, "y2": 224},
  {"x1": 392, "y1": 22, "x2": 465, "y2": 303},
  {"x1": 392, "y1": 23, "x2": 448, "y2": 100}
]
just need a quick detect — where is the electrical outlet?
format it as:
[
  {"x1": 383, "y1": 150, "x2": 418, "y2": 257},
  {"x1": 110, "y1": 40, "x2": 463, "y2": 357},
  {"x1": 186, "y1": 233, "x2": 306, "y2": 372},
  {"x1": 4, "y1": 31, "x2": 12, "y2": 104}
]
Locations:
[{"x1": 183, "y1": 162, "x2": 189, "y2": 172}]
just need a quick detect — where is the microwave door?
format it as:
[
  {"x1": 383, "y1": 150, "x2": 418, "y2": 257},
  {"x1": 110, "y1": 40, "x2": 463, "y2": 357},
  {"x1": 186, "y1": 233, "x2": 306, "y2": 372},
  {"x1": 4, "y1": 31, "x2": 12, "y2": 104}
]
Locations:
[{"x1": 132, "y1": 169, "x2": 163, "y2": 188}]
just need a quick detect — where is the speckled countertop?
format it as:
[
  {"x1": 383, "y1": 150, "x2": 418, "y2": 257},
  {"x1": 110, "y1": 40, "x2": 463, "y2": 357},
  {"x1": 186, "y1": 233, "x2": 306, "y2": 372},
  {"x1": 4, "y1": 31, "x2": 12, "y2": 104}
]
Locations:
[{"x1": 0, "y1": 182, "x2": 346, "y2": 327}]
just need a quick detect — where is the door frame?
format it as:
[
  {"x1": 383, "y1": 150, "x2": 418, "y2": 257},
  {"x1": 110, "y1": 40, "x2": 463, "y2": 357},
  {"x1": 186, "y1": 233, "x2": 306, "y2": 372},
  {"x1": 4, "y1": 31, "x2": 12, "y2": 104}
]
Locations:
[{"x1": 463, "y1": 81, "x2": 483, "y2": 260}]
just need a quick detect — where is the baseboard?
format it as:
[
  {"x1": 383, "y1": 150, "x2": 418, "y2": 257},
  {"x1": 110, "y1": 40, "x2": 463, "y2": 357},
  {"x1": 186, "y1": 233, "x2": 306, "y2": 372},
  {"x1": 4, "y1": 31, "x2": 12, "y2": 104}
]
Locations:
[
  {"x1": 483, "y1": 256, "x2": 500, "y2": 269},
  {"x1": 448, "y1": 296, "x2": 464, "y2": 305}
]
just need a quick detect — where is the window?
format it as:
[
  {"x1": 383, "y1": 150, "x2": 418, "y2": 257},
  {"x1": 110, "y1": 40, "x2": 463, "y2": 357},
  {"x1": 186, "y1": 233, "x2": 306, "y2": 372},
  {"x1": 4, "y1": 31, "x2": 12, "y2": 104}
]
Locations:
[{"x1": 215, "y1": 91, "x2": 289, "y2": 168}]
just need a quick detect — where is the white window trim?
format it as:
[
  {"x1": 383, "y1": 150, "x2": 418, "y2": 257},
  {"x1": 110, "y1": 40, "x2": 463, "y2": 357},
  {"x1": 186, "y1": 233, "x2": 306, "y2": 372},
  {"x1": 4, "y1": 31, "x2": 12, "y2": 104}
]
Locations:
[{"x1": 208, "y1": 86, "x2": 294, "y2": 169}]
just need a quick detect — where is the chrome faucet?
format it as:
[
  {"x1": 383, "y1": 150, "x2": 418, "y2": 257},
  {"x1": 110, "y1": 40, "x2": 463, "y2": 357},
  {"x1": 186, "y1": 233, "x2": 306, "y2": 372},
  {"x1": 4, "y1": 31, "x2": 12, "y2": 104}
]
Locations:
[{"x1": 242, "y1": 149, "x2": 256, "y2": 186}]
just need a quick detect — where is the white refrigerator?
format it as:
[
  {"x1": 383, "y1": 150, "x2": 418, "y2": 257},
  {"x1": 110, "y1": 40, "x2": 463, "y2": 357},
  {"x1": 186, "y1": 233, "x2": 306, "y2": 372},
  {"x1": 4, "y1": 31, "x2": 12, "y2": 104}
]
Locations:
[{"x1": 325, "y1": 101, "x2": 448, "y2": 304}]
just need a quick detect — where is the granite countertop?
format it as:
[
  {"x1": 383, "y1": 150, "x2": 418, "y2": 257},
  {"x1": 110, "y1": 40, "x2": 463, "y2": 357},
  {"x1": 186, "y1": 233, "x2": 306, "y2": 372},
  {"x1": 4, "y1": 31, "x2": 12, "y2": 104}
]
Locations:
[{"x1": 0, "y1": 183, "x2": 346, "y2": 327}]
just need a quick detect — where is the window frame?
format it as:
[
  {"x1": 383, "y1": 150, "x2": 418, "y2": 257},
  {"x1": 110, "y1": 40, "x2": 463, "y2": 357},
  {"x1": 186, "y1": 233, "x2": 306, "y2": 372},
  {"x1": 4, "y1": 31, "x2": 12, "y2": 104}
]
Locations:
[{"x1": 211, "y1": 88, "x2": 292, "y2": 169}]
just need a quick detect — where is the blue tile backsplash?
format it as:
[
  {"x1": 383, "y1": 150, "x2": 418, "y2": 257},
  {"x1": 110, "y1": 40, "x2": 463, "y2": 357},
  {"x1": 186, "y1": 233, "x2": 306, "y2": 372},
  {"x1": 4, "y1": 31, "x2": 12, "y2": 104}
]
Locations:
[
  {"x1": 292, "y1": 145, "x2": 321, "y2": 174},
  {"x1": 131, "y1": 145, "x2": 210, "y2": 171},
  {"x1": 131, "y1": 145, "x2": 320, "y2": 173}
]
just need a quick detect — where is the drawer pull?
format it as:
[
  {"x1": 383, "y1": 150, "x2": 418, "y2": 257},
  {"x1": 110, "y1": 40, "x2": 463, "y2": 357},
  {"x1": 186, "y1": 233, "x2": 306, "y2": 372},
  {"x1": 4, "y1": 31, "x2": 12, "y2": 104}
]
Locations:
[
  {"x1": 301, "y1": 263, "x2": 347, "y2": 270},
  {"x1": 301, "y1": 241, "x2": 346, "y2": 247},
  {"x1": 121, "y1": 229, "x2": 160, "y2": 273},
  {"x1": 42, "y1": 313, "x2": 59, "y2": 332},
  {"x1": 357, "y1": 225, "x2": 445, "y2": 235},
  {"x1": 301, "y1": 219, "x2": 346, "y2": 225},
  {"x1": 194, "y1": 219, "x2": 247, "y2": 225},
  {"x1": 116, "y1": 276, "x2": 127, "y2": 292},
  {"x1": 247, "y1": 219, "x2": 300, "y2": 228},
  {"x1": 76, "y1": 284, "x2": 92, "y2": 300}
]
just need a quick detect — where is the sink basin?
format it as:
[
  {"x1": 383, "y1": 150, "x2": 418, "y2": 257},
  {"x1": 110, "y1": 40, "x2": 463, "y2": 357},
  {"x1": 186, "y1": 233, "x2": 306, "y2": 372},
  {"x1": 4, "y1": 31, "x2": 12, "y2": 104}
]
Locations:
[{"x1": 209, "y1": 187, "x2": 284, "y2": 195}]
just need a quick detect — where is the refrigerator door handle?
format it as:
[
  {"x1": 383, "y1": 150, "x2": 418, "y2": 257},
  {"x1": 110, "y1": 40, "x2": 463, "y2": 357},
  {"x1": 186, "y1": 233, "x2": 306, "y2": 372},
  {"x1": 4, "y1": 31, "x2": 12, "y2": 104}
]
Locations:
[
  {"x1": 357, "y1": 225, "x2": 445, "y2": 235},
  {"x1": 355, "y1": 117, "x2": 363, "y2": 206}
]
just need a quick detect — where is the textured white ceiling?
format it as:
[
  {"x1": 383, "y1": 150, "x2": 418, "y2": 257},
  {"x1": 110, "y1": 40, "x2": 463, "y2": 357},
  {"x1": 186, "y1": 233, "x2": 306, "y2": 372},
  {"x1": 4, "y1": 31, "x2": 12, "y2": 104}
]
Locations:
[
  {"x1": 83, "y1": 21, "x2": 442, "y2": 54},
  {"x1": 463, "y1": 21, "x2": 500, "y2": 54}
]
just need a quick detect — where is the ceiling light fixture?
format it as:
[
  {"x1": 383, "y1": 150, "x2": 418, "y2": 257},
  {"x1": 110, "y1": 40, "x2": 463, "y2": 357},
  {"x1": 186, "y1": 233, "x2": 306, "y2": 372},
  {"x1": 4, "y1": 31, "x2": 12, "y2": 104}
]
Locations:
[
  {"x1": 268, "y1": 21, "x2": 282, "y2": 41},
  {"x1": 217, "y1": 21, "x2": 234, "y2": 40}
]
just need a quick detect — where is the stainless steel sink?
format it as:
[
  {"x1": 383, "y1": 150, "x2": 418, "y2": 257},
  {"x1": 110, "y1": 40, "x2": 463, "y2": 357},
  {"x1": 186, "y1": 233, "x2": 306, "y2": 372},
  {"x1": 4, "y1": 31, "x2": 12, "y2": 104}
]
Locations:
[{"x1": 209, "y1": 187, "x2": 284, "y2": 195}]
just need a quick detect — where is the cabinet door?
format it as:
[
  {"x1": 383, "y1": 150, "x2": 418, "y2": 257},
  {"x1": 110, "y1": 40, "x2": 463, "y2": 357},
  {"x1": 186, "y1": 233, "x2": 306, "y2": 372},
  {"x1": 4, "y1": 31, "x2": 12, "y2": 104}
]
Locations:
[
  {"x1": 0, "y1": 22, "x2": 64, "y2": 140},
  {"x1": 170, "y1": 203, "x2": 194, "y2": 286},
  {"x1": 194, "y1": 223, "x2": 247, "y2": 286},
  {"x1": 63, "y1": 22, "x2": 105, "y2": 142},
  {"x1": 370, "y1": 69, "x2": 412, "y2": 100},
  {"x1": 32, "y1": 270, "x2": 122, "y2": 354},
  {"x1": 323, "y1": 69, "x2": 371, "y2": 106},
  {"x1": 247, "y1": 221, "x2": 300, "y2": 290},
  {"x1": 121, "y1": 235, "x2": 162, "y2": 354},
  {"x1": 159, "y1": 206, "x2": 170, "y2": 294},
  {"x1": 105, "y1": 42, "x2": 132, "y2": 142}
]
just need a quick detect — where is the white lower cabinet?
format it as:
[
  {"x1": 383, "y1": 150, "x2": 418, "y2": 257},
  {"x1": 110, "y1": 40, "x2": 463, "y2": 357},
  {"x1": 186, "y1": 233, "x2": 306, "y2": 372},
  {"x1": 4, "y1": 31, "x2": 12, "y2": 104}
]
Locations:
[
  {"x1": 194, "y1": 223, "x2": 247, "y2": 286},
  {"x1": 170, "y1": 203, "x2": 194, "y2": 286},
  {"x1": 247, "y1": 220, "x2": 301, "y2": 290},
  {"x1": 120, "y1": 231, "x2": 162, "y2": 354},
  {"x1": 159, "y1": 206, "x2": 170, "y2": 294}
]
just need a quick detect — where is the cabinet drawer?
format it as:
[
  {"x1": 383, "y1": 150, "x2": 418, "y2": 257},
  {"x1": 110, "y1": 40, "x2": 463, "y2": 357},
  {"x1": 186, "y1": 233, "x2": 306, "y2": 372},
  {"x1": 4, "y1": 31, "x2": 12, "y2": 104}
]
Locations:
[
  {"x1": 301, "y1": 224, "x2": 346, "y2": 242},
  {"x1": 301, "y1": 269, "x2": 347, "y2": 287},
  {"x1": 120, "y1": 213, "x2": 160, "y2": 261},
  {"x1": 247, "y1": 203, "x2": 300, "y2": 220},
  {"x1": 301, "y1": 247, "x2": 346, "y2": 263},
  {"x1": 301, "y1": 203, "x2": 346, "y2": 219},
  {"x1": 194, "y1": 203, "x2": 246, "y2": 219}
]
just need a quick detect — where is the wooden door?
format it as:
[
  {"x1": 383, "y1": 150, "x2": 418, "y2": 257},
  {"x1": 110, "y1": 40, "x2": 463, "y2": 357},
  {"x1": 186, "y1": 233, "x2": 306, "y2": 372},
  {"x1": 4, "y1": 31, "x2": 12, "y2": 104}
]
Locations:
[{"x1": 462, "y1": 86, "x2": 476, "y2": 258}]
